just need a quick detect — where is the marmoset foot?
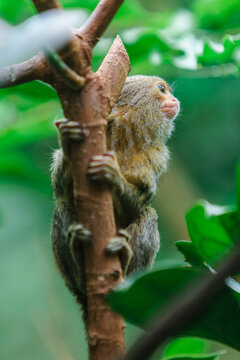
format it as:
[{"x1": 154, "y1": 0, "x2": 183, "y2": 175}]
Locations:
[
  {"x1": 68, "y1": 224, "x2": 91, "y2": 243},
  {"x1": 87, "y1": 151, "x2": 122, "y2": 188},
  {"x1": 105, "y1": 229, "x2": 133, "y2": 276},
  {"x1": 68, "y1": 224, "x2": 91, "y2": 266},
  {"x1": 55, "y1": 118, "x2": 84, "y2": 141}
]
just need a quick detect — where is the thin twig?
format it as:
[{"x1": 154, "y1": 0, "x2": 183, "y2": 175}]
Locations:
[
  {"x1": 46, "y1": 50, "x2": 86, "y2": 89},
  {"x1": 124, "y1": 244, "x2": 240, "y2": 360}
]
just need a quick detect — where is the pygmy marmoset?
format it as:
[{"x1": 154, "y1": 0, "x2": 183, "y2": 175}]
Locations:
[{"x1": 51, "y1": 75, "x2": 180, "y2": 303}]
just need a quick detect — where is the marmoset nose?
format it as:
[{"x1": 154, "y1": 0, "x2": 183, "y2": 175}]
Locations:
[
  {"x1": 161, "y1": 97, "x2": 180, "y2": 119},
  {"x1": 163, "y1": 98, "x2": 178, "y2": 107}
]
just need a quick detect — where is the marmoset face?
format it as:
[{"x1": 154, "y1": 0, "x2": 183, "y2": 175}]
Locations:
[
  {"x1": 112, "y1": 75, "x2": 180, "y2": 141},
  {"x1": 155, "y1": 80, "x2": 180, "y2": 120},
  {"x1": 116, "y1": 75, "x2": 180, "y2": 119}
]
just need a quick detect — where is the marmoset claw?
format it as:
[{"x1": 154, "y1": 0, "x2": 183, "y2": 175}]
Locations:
[
  {"x1": 87, "y1": 151, "x2": 120, "y2": 185},
  {"x1": 68, "y1": 224, "x2": 91, "y2": 244},
  {"x1": 105, "y1": 229, "x2": 133, "y2": 276},
  {"x1": 54, "y1": 118, "x2": 66, "y2": 128},
  {"x1": 68, "y1": 224, "x2": 91, "y2": 267},
  {"x1": 55, "y1": 118, "x2": 84, "y2": 141}
]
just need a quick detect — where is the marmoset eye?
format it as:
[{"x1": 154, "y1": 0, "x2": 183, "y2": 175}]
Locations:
[{"x1": 157, "y1": 84, "x2": 165, "y2": 93}]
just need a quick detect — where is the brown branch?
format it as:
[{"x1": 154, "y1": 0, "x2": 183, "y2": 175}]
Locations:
[
  {"x1": 56, "y1": 34, "x2": 130, "y2": 360},
  {"x1": 0, "y1": 54, "x2": 49, "y2": 88},
  {"x1": 32, "y1": 0, "x2": 62, "y2": 12},
  {"x1": 97, "y1": 35, "x2": 130, "y2": 114},
  {"x1": 0, "y1": 0, "x2": 63, "y2": 89},
  {"x1": 79, "y1": 0, "x2": 125, "y2": 47},
  {"x1": 0, "y1": 0, "x2": 124, "y2": 89},
  {"x1": 45, "y1": 50, "x2": 86, "y2": 90},
  {"x1": 124, "y1": 244, "x2": 240, "y2": 360},
  {"x1": 0, "y1": 0, "x2": 125, "y2": 89},
  {"x1": 32, "y1": 0, "x2": 90, "y2": 74},
  {"x1": 0, "y1": 35, "x2": 90, "y2": 89}
]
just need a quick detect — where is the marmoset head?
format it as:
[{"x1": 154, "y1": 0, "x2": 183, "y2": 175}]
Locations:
[{"x1": 111, "y1": 75, "x2": 180, "y2": 142}]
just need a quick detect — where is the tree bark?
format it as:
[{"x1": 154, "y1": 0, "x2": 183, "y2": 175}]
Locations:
[{"x1": 57, "y1": 36, "x2": 130, "y2": 359}]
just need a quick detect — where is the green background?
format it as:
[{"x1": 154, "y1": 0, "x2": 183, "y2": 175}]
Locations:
[{"x1": 0, "y1": 0, "x2": 240, "y2": 359}]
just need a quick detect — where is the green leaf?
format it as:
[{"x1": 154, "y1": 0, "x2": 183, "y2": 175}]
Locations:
[
  {"x1": 109, "y1": 263, "x2": 240, "y2": 351},
  {"x1": 198, "y1": 34, "x2": 240, "y2": 67},
  {"x1": 162, "y1": 337, "x2": 207, "y2": 357},
  {"x1": 175, "y1": 241, "x2": 204, "y2": 267},
  {"x1": 185, "y1": 201, "x2": 240, "y2": 266},
  {"x1": 162, "y1": 337, "x2": 225, "y2": 360},
  {"x1": 198, "y1": 39, "x2": 231, "y2": 66},
  {"x1": 110, "y1": 261, "x2": 193, "y2": 324},
  {"x1": 217, "y1": 210, "x2": 240, "y2": 244},
  {"x1": 163, "y1": 354, "x2": 223, "y2": 360}
]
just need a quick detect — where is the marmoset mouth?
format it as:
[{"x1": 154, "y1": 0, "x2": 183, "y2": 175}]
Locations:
[{"x1": 161, "y1": 104, "x2": 179, "y2": 119}]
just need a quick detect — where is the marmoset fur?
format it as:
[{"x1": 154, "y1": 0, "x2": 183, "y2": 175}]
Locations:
[{"x1": 51, "y1": 75, "x2": 180, "y2": 302}]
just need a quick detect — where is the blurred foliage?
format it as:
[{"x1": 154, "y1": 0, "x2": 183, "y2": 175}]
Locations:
[
  {"x1": 109, "y1": 264, "x2": 240, "y2": 351},
  {"x1": 2, "y1": 0, "x2": 240, "y2": 75},
  {"x1": 110, "y1": 168, "x2": 240, "y2": 352},
  {"x1": 0, "y1": 0, "x2": 240, "y2": 359}
]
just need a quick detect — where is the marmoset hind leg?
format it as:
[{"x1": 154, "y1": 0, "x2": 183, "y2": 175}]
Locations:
[
  {"x1": 125, "y1": 206, "x2": 159, "y2": 275},
  {"x1": 88, "y1": 152, "x2": 160, "y2": 275},
  {"x1": 51, "y1": 202, "x2": 91, "y2": 303}
]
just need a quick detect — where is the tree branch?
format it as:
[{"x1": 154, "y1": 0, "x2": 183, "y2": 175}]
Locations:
[
  {"x1": 45, "y1": 50, "x2": 86, "y2": 90},
  {"x1": 124, "y1": 244, "x2": 240, "y2": 360},
  {"x1": 0, "y1": 54, "x2": 49, "y2": 88},
  {"x1": 32, "y1": 0, "x2": 62, "y2": 12},
  {"x1": 56, "y1": 34, "x2": 130, "y2": 360},
  {"x1": 0, "y1": 0, "x2": 63, "y2": 89},
  {"x1": 0, "y1": 0, "x2": 124, "y2": 89},
  {"x1": 0, "y1": 36, "x2": 91, "y2": 90},
  {"x1": 32, "y1": 0, "x2": 91, "y2": 74},
  {"x1": 79, "y1": 0, "x2": 125, "y2": 47},
  {"x1": 97, "y1": 35, "x2": 130, "y2": 114}
]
